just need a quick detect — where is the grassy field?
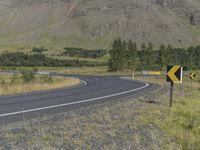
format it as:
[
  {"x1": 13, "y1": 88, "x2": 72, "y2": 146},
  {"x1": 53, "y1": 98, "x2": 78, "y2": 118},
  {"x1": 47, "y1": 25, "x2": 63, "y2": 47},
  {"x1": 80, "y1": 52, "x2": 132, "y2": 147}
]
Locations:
[
  {"x1": 134, "y1": 76, "x2": 200, "y2": 150},
  {"x1": 0, "y1": 74, "x2": 80, "y2": 96},
  {"x1": 0, "y1": 74, "x2": 199, "y2": 149}
]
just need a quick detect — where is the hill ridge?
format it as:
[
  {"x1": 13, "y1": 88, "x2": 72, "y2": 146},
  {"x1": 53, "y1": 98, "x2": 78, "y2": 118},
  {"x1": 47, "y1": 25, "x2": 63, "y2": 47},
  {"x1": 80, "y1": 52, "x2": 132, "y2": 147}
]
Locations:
[{"x1": 0, "y1": 0, "x2": 200, "y2": 49}]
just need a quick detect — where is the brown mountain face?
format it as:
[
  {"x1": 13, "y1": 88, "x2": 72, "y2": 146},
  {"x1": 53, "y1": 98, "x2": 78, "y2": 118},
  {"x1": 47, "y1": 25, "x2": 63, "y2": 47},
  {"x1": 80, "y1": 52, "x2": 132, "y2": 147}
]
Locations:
[{"x1": 0, "y1": 0, "x2": 200, "y2": 49}]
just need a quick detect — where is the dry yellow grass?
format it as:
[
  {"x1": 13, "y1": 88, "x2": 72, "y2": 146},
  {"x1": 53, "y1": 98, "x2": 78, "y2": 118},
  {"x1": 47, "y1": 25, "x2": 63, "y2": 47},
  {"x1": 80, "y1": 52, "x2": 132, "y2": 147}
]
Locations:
[
  {"x1": 182, "y1": 78, "x2": 200, "y2": 89},
  {"x1": 0, "y1": 76, "x2": 80, "y2": 96}
]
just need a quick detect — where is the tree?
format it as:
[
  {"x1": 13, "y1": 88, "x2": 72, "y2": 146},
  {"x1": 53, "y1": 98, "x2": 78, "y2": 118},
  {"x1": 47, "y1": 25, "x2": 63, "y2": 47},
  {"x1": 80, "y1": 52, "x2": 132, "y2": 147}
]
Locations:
[
  {"x1": 108, "y1": 38, "x2": 200, "y2": 72},
  {"x1": 165, "y1": 45, "x2": 173, "y2": 65},
  {"x1": 193, "y1": 46, "x2": 200, "y2": 69},
  {"x1": 109, "y1": 38, "x2": 130, "y2": 71},
  {"x1": 109, "y1": 38, "x2": 122, "y2": 71},
  {"x1": 127, "y1": 40, "x2": 138, "y2": 71},
  {"x1": 141, "y1": 43, "x2": 146, "y2": 51},
  {"x1": 146, "y1": 42, "x2": 154, "y2": 67},
  {"x1": 121, "y1": 40, "x2": 127, "y2": 70},
  {"x1": 139, "y1": 42, "x2": 154, "y2": 70},
  {"x1": 157, "y1": 44, "x2": 166, "y2": 69},
  {"x1": 147, "y1": 42, "x2": 153, "y2": 51}
]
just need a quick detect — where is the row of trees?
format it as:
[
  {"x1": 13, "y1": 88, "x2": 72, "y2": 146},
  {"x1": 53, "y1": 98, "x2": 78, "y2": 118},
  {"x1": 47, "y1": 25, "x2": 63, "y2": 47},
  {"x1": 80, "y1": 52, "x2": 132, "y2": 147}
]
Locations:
[
  {"x1": 109, "y1": 38, "x2": 200, "y2": 71},
  {"x1": 31, "y1": 47, "x2": 108, "y2": 59},
  {"x1": 63, "y1": 47, "x2": 107, "y2": 58},
  {"x1": 1, "y1": 40, "x2": 199, "y2": 70},
  {"x1": 0, "y1": 52, "x2": 107, "y2": 67}
]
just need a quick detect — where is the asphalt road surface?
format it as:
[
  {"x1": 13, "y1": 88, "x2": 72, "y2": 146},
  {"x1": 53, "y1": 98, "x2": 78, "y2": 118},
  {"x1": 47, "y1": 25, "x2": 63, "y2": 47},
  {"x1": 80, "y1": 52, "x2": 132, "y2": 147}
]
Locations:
[{"x1": 0, "y1": 75, "x2": 151, "y2": 123}]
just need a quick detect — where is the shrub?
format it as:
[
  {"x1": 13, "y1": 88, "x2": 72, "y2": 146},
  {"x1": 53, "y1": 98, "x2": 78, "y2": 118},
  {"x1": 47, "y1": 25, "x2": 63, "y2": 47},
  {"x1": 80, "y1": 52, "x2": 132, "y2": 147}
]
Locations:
[
  {"x1": 32, "y1": 67, "x2": 38, "y2": 73},
  {"x1": 40, "y1": 75, "x2": 53, "y2": 83},
  {"x1": 32, "y1": 47, "x2": 48, "y2": 53},
  {"x1": 1, "y1": 80, "x2": 5, "y2": 85},
  {"x1": 11, "y1": 74, "x2": 18, "y2": 84},
  {"x1": 21, "y1": 70, "x2": 35, "y2": 82}
]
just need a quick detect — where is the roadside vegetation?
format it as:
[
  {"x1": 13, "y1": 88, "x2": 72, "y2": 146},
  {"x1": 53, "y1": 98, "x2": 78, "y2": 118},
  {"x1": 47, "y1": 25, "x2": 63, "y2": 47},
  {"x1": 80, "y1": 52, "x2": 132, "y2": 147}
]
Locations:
[
  {"x1": 135, "y1": 76, "x2": 200, "y2": 150},
  {"x1": 0, "y1": 70, "x2": 80, "y2": 96}
]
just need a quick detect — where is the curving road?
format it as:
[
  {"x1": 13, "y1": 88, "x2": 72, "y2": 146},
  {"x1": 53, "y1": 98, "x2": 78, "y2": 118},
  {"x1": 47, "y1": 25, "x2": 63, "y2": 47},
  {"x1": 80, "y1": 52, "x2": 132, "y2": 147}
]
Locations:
[{"x1": 0, "y1": 75, "x2": 151, "y2": 123}]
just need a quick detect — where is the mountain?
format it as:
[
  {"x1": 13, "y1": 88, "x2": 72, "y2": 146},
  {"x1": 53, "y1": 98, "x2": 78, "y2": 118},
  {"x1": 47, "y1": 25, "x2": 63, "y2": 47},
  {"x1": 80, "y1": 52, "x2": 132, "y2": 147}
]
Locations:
[{"x1": 0, "y1": 0, "x2": 200, "y2": 49}]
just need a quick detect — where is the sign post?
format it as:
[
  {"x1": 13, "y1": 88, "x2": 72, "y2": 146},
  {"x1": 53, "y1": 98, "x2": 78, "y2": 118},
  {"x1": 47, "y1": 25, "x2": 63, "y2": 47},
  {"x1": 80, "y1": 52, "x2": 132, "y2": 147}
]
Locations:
[
  {"x1": 169, "y1": 82, "x2": 174, "y2": 107},
  {"x1": 167, "y1": 65, "x2": 183, "y2": 107}
]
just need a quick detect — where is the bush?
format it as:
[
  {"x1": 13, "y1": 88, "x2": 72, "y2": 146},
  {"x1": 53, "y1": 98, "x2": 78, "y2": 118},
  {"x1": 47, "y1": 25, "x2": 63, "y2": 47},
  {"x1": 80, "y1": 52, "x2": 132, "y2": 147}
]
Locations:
[
  {"x1": 21, "y1": 70, "x2": 35, "y2": 82},
  {"x1": 40, "y1": 75, "x2": 53, "y2": 83},
  {"x1": 32, "y1": 67, "x2": 38, "y2": 73},
  {"x1": 11, "y1": 74, "x2": 18, "y2": 84},
  {"x1": 1, "y1": 80, "x2": 5, "y2": 85},
  {"x1": 32, "y1": 47, "x2": 48, "y2": 53}
]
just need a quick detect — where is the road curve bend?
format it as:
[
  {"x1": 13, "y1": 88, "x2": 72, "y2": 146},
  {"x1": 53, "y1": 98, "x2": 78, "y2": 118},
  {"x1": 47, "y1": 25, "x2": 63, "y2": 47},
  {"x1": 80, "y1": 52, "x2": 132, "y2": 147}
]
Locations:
[{"x1": 0, "y1": 75, "x2": 151, "y2": 123}]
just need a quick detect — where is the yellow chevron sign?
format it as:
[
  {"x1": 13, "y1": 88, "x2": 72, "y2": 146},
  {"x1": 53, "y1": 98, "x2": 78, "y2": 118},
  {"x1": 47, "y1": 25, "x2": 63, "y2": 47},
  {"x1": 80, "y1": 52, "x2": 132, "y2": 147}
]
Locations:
[
  {"x1": 190, "y1": 73, "x2": 196, "y2": 80},
  {"x1": 167, "y1": 65, "x2": 183, "y2": 83}
]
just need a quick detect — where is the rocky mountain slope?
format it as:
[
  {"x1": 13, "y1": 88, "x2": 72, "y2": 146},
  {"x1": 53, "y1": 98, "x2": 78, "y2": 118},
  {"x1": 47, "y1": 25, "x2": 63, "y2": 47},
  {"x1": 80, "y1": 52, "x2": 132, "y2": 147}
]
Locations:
[{"x1": 0, "y1": 0, "x2": 200, "y2": 49}]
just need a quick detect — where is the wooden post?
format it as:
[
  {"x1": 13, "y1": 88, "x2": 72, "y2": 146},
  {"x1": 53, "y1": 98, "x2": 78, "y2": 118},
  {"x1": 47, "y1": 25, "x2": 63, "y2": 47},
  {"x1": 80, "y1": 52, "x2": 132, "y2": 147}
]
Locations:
[
  {"x1": 132, "y1": 73, "x2": 135, "y2": 79},
  {"x1": 170, "y1": 82, "x2": 174, "y2": 107}
]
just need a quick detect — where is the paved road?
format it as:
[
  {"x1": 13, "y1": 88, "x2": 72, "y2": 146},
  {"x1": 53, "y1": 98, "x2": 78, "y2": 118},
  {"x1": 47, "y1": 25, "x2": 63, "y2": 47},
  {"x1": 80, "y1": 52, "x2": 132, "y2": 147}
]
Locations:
[{"x1": 0, "y1": 75, "x2": 151, "y2": 123}]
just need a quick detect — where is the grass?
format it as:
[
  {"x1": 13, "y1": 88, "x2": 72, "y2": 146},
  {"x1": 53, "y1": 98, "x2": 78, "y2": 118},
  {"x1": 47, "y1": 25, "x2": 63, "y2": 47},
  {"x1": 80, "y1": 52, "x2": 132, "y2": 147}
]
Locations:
[
  {"x1": 0, "y1": 66, "x2": 149, "y2": 76},
  {"x1": 135, "y1": 76, "x2": 200, "y2": 150},
  {"x1": 188, "y1": 25, "x2": 200, "y2": 38},
  {"x1": 0, "y1": 74, "x2": 80, "y2": 96},
  {"x1": 0, "y1": 66, "x2": 110, "y2": 75},
  {"x1": 161, "y1": 91, "x2": 200, "y2": 150}
]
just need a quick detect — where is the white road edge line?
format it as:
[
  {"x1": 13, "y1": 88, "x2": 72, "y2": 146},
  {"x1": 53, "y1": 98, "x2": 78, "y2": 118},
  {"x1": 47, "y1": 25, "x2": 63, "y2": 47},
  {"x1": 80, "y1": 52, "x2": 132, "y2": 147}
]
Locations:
[{"x1": 0, "y1": 80, "x2": 149, "y2": 118}]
